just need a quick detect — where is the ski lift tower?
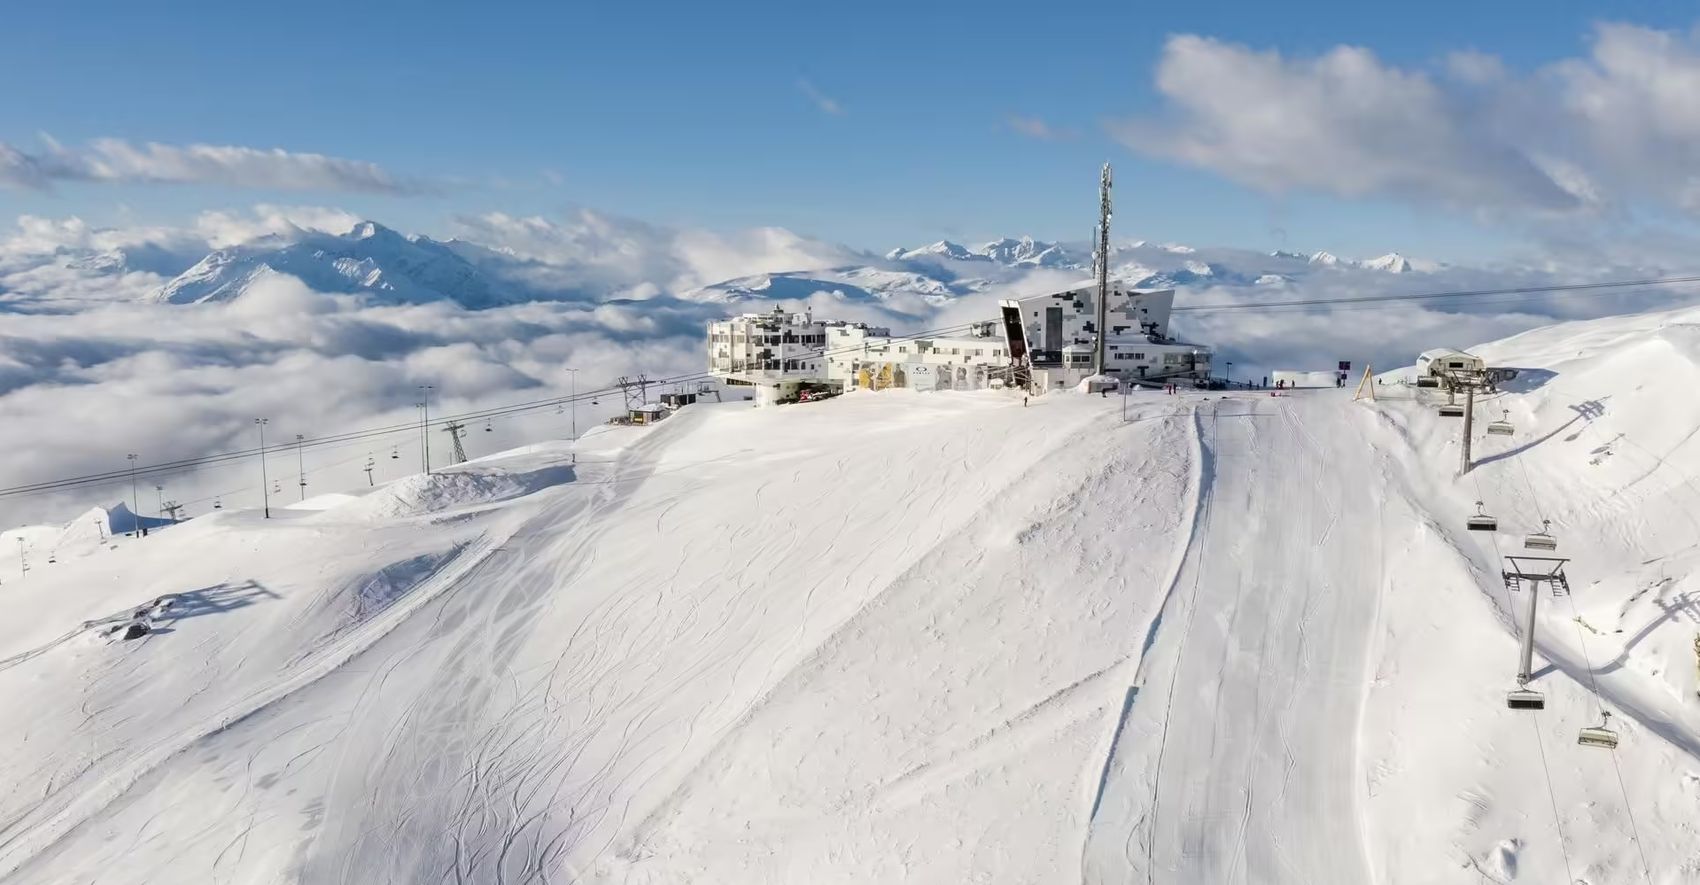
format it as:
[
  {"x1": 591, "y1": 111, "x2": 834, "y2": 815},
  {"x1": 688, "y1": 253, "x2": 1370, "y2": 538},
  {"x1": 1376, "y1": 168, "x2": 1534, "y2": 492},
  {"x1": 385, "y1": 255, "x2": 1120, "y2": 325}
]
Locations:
[
  {"x1": 617, "y1": 374, "x2": 649, "y2": 411},
  {"x1": 1502, "y1": 555, "x2": 1571, "y2": 710},
  {"x1": 1444, "y1": 368, "x2": 1492, "y2": 475}
]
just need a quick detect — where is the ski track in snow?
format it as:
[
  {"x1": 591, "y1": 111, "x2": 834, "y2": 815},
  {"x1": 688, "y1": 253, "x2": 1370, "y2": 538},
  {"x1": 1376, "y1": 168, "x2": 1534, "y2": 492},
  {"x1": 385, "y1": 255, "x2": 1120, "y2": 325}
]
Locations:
[{"x1": 1083, "y1": 395, "x2": 1380, "y2": 885}]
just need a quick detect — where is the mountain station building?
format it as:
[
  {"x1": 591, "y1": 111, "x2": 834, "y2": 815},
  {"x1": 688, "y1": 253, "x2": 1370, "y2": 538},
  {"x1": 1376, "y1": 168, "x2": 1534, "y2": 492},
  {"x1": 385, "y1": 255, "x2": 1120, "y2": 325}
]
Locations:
[{"x1": 707, "y1": 279, "x2": 1213, "y2": 403}]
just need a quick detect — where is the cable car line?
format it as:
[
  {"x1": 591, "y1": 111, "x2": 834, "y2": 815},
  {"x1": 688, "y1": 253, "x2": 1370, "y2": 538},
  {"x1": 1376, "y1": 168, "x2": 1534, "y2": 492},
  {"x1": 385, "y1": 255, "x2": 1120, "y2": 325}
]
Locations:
[{"x1": 1170, "y1": 274, "x2": 1700, "y2": 314}]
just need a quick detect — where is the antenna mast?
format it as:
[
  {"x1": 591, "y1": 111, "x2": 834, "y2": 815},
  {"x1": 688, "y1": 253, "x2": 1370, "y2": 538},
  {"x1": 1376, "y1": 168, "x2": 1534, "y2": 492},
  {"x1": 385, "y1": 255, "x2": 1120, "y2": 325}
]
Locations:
[{"x1": 1093, "y1": 163, "x2": 1113, "y2": 377}]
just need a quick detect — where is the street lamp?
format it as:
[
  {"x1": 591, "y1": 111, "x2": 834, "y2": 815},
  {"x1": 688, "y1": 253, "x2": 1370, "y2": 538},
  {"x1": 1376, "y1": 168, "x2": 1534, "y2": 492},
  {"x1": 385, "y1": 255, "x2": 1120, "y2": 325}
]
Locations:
[
  {"x1": 126, "y1": 453, "x2": 141, "y2": 536},
  {"x1": 417, "y1": 385, "x2": 434, "y2": 475},
  {"x1": 567, "y1": 366, "x2": 581, "y2": 445},
  {"x1": 255, "y1": 418, "x2": 271, "y2": 519},
  {"x1": 295, "y1": 433, "x2": 307, "y2": 500}
]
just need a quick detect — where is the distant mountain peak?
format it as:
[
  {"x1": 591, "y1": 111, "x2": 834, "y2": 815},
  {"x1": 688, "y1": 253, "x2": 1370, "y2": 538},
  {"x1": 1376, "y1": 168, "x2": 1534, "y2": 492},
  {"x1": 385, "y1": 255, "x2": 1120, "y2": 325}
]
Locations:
[
  {"x1": 148, "y1": 224, "x2": 508, "y2": 308},
  {"x1": 887, "y1": 236, "x2": 1081, "y2": 269},
  {"x1": 349, "y1": 220, "x2": 394, "y2": 240},
  {"x1": 1363, "y1": 252, "x2": 1414, "y2": 273}
]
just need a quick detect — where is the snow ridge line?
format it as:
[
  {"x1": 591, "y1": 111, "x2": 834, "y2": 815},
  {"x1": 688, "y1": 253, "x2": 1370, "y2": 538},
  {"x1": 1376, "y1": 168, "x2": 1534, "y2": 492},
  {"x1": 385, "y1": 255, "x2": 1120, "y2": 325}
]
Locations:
[{"x1": 1079, "y1": 399, "x2": 1211, "y2": 879}]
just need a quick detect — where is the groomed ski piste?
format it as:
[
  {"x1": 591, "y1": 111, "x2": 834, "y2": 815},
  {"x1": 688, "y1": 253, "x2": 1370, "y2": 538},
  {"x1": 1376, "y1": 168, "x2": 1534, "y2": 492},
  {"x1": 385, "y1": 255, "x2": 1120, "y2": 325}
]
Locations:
[{"x1": 2, "y1": 304, "x2": 1699, "y2": 884}]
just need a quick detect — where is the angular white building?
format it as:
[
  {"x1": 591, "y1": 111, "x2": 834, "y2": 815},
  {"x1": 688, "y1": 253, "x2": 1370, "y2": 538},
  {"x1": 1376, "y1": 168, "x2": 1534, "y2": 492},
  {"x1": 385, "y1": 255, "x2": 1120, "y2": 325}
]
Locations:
[
  {"x1": 707, "y1": 279, "x2": 1213, "y2": 402},
  {"x1": 998, "y1": 282, "x2": 1211, "y2": 389}
]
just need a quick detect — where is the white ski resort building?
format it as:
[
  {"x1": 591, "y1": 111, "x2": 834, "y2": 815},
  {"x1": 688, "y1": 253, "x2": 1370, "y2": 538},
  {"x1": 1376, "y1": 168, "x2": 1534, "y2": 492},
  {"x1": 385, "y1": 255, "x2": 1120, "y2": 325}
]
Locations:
[{"x1": 707, "y1": 280, "x2": 1213, "y2": 403}]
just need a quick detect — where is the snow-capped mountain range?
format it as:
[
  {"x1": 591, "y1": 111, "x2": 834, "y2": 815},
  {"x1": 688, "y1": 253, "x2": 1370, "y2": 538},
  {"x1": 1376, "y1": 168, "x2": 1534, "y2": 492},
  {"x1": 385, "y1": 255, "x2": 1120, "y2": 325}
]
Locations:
[
  {"x1": 148, "y1": 221, "x2": 511, "y2": 308},
  {"x1": 17, "y1": 219, "x2": 1437, "y2": 311}
]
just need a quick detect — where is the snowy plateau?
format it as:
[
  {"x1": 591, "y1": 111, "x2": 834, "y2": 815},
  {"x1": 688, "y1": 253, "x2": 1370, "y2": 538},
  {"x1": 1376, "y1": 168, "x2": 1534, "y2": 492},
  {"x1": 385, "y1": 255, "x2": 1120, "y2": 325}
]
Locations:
[{"x1": 0, "y1": 295, "x2": 1698, "y2": 883}]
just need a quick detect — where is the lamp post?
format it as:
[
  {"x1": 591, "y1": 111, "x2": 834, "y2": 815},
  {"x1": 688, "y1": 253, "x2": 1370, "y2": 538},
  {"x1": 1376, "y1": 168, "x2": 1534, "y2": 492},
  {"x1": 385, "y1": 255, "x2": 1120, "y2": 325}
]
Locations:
[
  {"x1": 255, "y1": 418, "x2": 271, "y2": 519},
  {"x1": 565, "y1": 367, "x2": 579, "y2": 441},
  {"x1": 126, "y1": 453, "x2": 141, "y2": 536},
  {"x1": 417, "y1": 385, "x2": 434, "y2": 475}
]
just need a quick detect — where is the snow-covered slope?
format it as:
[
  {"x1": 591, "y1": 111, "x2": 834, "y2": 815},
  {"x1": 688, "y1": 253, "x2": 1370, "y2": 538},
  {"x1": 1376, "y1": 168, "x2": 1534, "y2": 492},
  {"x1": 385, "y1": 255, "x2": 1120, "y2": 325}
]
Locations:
[{"x1": 2, "y1": 306, "x2": 1698, "y2": 883}]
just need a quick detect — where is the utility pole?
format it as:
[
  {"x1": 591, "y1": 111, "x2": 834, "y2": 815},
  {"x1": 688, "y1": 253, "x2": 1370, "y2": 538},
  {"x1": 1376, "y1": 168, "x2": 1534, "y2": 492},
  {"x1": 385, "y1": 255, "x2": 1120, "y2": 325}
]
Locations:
[
  {"x1": 565, "y1": 366, "x2": 579, "y2": 440},
  {"x1": 295, "y1": 433, "x2": 307, "y2": 500},
  {"x1": 255, "y1": 417, "x2": 271, "y2": 519},
  {"x1": 1092, "y1": 162, "x2": 1113, "y2": 378},
  {"x1": 1460, "y1": 384, "x2": 1476, "y2": 475},
  {"x1": 417, "y1": 385, "x2": 434, "y2": 475},
  {"x1": 442, "y1": 422, "x2": 468, "y2": 464},
  {"x1": 127, "y1": 453, "x2": 141, "y2": 537}
]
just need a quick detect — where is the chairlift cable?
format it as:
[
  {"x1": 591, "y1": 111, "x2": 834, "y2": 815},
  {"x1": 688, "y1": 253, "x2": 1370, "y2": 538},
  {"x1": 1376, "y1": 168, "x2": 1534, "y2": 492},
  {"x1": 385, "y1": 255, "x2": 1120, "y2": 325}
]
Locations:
[
  {"x1": 1170, "y1": 274, "x2": 1700, "y2": 314},
  {"x1": 1491, "y1": 406, "x2": 1651, "y2": 882},
  {"x1": 1470, "y1": 470, "x2": 1578, "y2": 881}
]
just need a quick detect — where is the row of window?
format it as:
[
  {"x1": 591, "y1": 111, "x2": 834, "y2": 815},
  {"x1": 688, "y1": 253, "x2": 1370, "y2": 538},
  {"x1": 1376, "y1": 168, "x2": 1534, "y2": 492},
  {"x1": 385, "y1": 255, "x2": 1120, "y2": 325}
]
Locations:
[{"x1": 707, "y1": 332, "x2": 827, "y2": 345}]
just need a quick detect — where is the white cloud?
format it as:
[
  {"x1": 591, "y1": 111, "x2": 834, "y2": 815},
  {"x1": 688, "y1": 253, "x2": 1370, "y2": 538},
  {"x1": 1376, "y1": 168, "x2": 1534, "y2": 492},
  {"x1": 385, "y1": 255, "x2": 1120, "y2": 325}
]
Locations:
[
  {"x1": 1114, "y1": 24, "x2": 1700, "y2": 218},
  {"x1": 1006, "y1": 115, "x2": 1077, "y2": 141},
  {"x1": 0, "y1": 137, "x2": 417, "y2": 194},
  {"x1": 4, "y1": 210, "x2": 1698, "y2": 529},
  {"x1": 1114, "y1": 35, "x2": 1582, "y2": 212},
  {"x1": 796, "y1": 79, "x2": 845, "y2": 116},
  {"x1": 450, "y1": 209, "x2": 862, "y2": 296},
  {"x1": 0, "y1": 281, "x2": 719, "y2": 524},
  {"x1": 193, "y1": 205, "x2": 363, "y2": 247}
]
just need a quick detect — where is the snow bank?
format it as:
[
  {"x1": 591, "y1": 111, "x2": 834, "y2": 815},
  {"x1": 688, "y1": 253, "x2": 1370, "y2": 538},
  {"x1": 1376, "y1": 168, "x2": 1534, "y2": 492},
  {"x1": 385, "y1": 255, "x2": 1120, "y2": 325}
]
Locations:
[{"x1": 315, "y1": 462, "x2": 576, "y2": 522}]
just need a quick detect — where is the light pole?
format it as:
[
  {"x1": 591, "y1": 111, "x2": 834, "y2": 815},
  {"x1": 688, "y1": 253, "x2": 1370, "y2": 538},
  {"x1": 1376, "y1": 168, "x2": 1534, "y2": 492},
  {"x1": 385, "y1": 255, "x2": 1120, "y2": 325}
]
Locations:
[
  {"x1": 154, "y1": 483, "x2": 164, "y2": 518},
  {"x1": 255, "y1": 418, "x2": 271, "y2": 519},
  {"x1": 566, "y1": 367, "x2": 579, "y2": 441},
  {"x1": 295, "y1": 433, "x2": 307, "y2": 500},
  {"x1": 127, "y1": 453, "x2": 141, "y2": 537},
  {"x1": 565, "y1": 367, "x2": 579, "y2": 464},
  {"x1": 417, "y1": 385, "x2": 434, "y2": 475}
]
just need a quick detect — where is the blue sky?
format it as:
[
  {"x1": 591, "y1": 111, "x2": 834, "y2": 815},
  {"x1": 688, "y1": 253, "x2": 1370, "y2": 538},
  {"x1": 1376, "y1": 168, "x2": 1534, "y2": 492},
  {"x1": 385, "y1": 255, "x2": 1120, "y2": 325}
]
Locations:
[{"x1": 2, "y1": 0, "x2": 1698, "y2": 261}]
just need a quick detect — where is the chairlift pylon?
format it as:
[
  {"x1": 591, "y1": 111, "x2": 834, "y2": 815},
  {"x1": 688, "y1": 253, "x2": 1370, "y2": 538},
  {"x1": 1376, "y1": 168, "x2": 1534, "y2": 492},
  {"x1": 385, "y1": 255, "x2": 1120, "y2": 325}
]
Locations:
[
  {"x1": 1578, "y1": 711, "x2": 1620, "y2": 749},
  {"x1": 1524, "y1": 519, "x2": 1557, "y2": 551},
  {"x1": 1439, "y1": 403, "x2": 1465, "y2": 418},
  {"x1": 1487, "y1": 409, "x2": 1514, "y2": 436},
  {"x1": 1467, "y1": 500, "x2": 1499, "y2": 532}
]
